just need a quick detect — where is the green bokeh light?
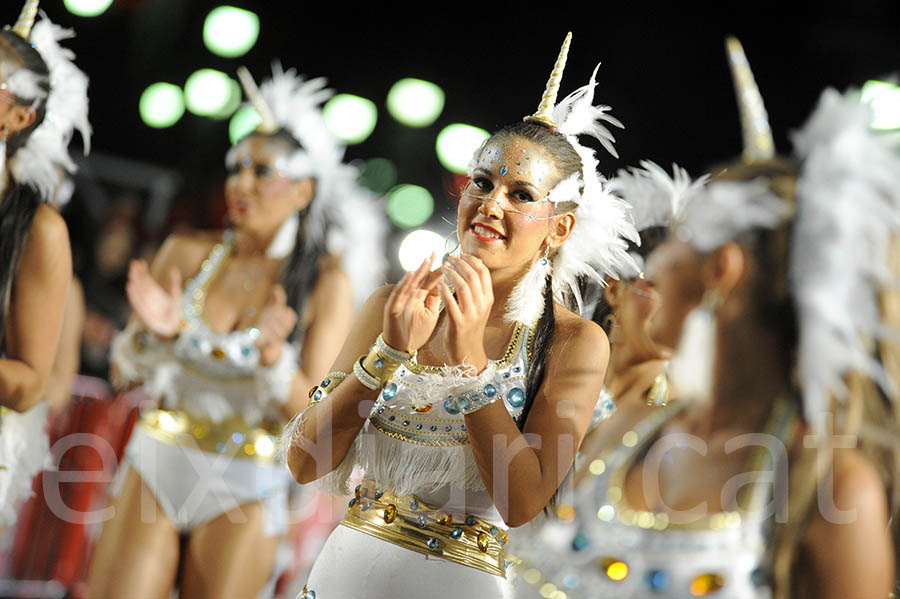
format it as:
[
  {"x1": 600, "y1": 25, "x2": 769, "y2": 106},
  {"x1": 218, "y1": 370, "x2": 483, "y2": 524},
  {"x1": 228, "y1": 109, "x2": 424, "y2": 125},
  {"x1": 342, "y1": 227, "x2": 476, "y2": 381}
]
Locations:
[
  {"x1": 229, "y1": 105, "x2": 262, "y2": 145},
  {"x1": 386, "y1": 78, "x2": 445, "y2": 127},
  {"x1": 323, "y1": 94, "x2": 377, "y2": 145},
  {"x1": 63, "y1": 0, "x2": 113, "y2": 17},
  {"x1": 139, "y1": 83, "x2": 185, "y2": 129},
  {"x1": 184, "y1": 69, "x2": 240, "y2": 118},
  {"x1": 436, "y1": 123, "x2": 490, "y2": 174},
  {"x1": 203, "y1": 6, "x2": 260, "y2": 58},
  {"x1": 387, "y1": 184, "x2": 434, "y2": 229},
  {"x1": 862, "y1": 80, "x2": 900, "y2": 130},
  {"x1": 358, "y1": 158, "x2": 398, "y2": 194}
]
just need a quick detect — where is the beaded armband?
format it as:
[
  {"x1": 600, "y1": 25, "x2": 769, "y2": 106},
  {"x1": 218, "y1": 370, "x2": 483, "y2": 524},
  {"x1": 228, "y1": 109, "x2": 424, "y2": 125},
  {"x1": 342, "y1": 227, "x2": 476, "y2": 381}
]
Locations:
[
  {"x1": 441, "y1": 360, "x2": 501, "y2": 416},
  {"x1": 307, "y1": 371, "x2": 350, "y2": 406}
]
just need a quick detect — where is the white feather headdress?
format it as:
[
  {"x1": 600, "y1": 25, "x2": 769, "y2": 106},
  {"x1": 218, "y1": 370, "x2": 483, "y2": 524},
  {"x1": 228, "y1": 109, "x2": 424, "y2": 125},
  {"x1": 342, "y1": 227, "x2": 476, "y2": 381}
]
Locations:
[
  {"x1": 790, "y1": 88, "x2": 900, "y2": 426},
  {"x1": 228, "y1": 64, "x2": 387, "y2": 306},
  {"x1": 608, "y1": 160, "x2": 708, "y2": 277},
  {"x1": 5, "y1": 16, "x2": 90, "y2": 200},
  {"x1": 543, "y1": 64, "x2": 640, "y2": 312}
]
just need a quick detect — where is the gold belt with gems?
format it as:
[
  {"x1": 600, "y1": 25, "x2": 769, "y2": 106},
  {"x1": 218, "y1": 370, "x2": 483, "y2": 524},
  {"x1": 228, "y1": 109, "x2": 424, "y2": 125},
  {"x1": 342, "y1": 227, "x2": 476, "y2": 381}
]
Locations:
[
  {"x1": 341, "y1": 481, "x2": 509, "y2": 578},
  {"x1": 137, "y1": 409, "x2": 281, "y2": 464}
]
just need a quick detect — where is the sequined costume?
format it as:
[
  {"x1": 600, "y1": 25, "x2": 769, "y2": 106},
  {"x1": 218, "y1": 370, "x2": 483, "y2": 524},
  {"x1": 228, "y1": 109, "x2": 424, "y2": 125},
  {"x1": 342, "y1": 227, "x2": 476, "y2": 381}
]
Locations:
[
  {"x1": 299, "y1": 323, "x2": 534, "y2": 598},
  {"x1": 510, "y1": 398, "x2": 799, "y2": 599},
  {"x1": 110, "y1": 231, "x2": 294, "y2": 535}
]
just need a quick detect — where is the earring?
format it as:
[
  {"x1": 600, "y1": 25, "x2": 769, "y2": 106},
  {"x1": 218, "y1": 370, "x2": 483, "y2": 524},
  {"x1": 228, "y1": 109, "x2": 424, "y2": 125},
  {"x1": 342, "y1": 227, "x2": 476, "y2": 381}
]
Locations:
[
  {"x1": 443, "y1": 229, "x2": 461, "y2": 259},
  {"x1": 668, "y1": 290, "x2": 723, "y2": 404},
  {"x1": 504, "y1": 246, "x2": 552, "y2": 326},
  {"x1": 603, "y1": 312, "x2": 618, "y2": 344}
]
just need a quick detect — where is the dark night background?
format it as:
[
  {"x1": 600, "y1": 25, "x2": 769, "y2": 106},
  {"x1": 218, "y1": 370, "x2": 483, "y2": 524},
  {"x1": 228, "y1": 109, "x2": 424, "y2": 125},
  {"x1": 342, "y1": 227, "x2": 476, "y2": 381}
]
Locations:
[{"x1": 4, "y1": 2, "x2": 899, "y2": 376}]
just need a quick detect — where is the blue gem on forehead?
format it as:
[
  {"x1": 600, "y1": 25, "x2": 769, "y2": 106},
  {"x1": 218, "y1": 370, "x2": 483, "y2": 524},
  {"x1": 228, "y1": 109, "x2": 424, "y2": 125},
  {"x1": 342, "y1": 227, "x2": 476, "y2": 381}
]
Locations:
[
  {"x1": 410, "y1": 498, "x2": 419, "y2": 511},
  {"x1": 451, "y1": 527, "x2": 463, "y2": 539},
  {"x1": 427, "y1": 537, "x2": 439, "y2": 550},
  {"x1": 417, "y1": 514, "x2": 427, "y2": 527},
  {"x1": 500, "y1": 165, "x2": 508, "y2": 177}
]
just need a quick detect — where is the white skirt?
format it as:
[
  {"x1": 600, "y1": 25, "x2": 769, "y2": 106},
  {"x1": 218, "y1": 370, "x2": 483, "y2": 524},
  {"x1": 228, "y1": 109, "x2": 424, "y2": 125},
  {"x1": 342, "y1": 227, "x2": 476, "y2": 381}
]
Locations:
[{"x1": 303, "y1": 524, "x2": 513, "y2": 598}]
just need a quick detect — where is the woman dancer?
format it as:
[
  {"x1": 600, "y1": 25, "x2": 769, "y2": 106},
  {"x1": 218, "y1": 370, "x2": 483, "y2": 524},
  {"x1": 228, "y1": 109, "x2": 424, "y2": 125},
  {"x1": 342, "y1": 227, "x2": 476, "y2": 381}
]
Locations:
[
  {"x1": 572, "y1": 162, "x2": 705, "y2": 487},
  {"x1": 285, "y1": 33, "x2": 638, "y2": 598},
  {"x1": 87, "y1": 65, "x2": 384, "y2": 598},
  {"x1": 518, "y1": 38, "x2": 899, "y2": 599},
  {"x1": 0, "y1": 0, "x2": 90, "y2": 528}
]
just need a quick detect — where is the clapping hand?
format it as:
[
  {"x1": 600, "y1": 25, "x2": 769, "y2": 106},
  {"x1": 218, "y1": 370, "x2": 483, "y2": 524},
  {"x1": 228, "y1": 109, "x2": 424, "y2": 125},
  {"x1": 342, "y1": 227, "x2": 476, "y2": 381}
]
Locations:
[
  {"x1": 255, "y1": 286, "x2": 299, "y2": 366},
  {"x1": 438, "y1": 254, "x2": 493, "y2": 370},
  {"x1": 126, "y1": 260, "x2": 182, "y2": 340},
  {"x1": 382, "y1": 252, "x2": 443, "y2": 353}
]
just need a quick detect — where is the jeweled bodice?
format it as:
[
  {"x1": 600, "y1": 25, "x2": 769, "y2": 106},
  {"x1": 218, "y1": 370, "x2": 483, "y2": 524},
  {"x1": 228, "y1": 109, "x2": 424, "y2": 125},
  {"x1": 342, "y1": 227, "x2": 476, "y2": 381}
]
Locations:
[
  {"x1": 175, "y1": 230, "x2": 262, "y2": 379},
  {"x1": 512, "y1": 400, "x2": 798, "y2": 599}
]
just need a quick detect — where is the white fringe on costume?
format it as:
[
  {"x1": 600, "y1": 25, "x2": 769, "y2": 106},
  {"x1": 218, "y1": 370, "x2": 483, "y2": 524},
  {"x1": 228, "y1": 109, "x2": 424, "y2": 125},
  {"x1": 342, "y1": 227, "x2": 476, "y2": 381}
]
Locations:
[{"x1": 0, "y1": 403, "x2": 51, "y2": 526}]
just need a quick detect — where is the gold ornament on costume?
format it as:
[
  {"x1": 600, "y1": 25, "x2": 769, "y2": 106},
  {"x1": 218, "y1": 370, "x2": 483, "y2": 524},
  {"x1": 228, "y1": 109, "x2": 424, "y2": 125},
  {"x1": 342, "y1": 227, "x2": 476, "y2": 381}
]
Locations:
[
  {"x1": 9, "y1": 0, "x2": 39, "y2": 41},
  {"x1": 725, "y1": 36, "x2": 775, "y2": 163},
  {"x1": 236, "y1": 66, "x2": 279, "y2": 135},
  {"x1": 524, "y1": 31, "x2": 572, "y2": 130}
]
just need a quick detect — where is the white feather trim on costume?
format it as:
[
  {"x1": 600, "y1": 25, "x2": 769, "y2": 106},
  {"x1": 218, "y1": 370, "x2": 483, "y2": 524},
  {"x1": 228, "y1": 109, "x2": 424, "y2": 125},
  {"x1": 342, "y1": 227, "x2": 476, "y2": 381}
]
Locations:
[
  {"x1": 789, "y1": 88, "x2": 900, "y2": 425},
  {"x1": 0, "y1": 403, "x2": 52, "y2": 526},
  {"x1": 8, "y1": 17, "x2": 90, "y2": 201}
]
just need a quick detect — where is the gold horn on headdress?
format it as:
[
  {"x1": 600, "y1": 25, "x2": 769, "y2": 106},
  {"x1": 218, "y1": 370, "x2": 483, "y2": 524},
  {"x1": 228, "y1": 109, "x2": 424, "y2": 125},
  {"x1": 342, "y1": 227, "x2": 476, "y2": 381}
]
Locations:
[
  {"x1": 524, "y1": 31, "x2": 572, "y2": 129},
  {"x1": 10, "y1": 0, "x2": 39, "y2": 41},
  {"x1": 725, "y1": 36, "x2": 775, "y2": 163},
  {"x1": 236, "y1": 66, "x2": 279, "y2": 135}
]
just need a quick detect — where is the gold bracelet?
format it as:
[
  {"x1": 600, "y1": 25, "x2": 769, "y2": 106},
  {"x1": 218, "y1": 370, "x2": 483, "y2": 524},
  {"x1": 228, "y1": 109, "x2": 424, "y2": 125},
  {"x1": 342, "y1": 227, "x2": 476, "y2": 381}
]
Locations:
[
  {"x1": 354, "y1": 355, "x2": 382, "y2": 390},
  {"x1": 362, "y1": 347, "x2": 403, "y2": 383},
  {"x1": 307, "y1": 371, "x2": 349, "y2": 406}
]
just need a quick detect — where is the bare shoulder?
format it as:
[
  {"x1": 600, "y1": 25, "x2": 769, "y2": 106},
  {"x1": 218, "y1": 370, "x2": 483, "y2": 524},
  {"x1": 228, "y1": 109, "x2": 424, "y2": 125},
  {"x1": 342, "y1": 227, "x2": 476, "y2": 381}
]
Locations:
[
  {"x1": 313, "y1": 255, "x2": 352, "y2": 298},
  {"x1": 28, "y1": 203, "x2": 70, "y2": 251},
  {"x1": 829, "y1": 448, "x2": 888, "y2": 512},
  {"x1": 151, "y1": 229, "x2": 222, "y2": 279},
  {"x1": 548, "y1": 302, "x2": 610, "y2": 370},
  {"x1": 19, "y1": 204, "x2": 71, "y2": 272}
]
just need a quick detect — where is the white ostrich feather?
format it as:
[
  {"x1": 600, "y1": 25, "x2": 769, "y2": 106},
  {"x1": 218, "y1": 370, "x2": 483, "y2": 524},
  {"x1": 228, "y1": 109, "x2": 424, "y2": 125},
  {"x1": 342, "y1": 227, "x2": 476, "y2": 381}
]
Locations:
[
  {"x1": 504, "y1": 253, "x2": 551, "y2": 326},
  {"x1": 675, "y1": 179, "x2": 789, "y2": 253},
  {"x1": 7, "y1": 17, "x2": 90, "y2": 200},
  {"x1": 540, "y1": 66, "x2": 639, "y2": 313},
  {"x1": 229, "y1": 64, "x2": 387, "y2": 307},
  {"x1": 789, "y1": 88, "x2": 900, "y2": 425},
  {"x1": 0, "y1": 403, "x2": 52, "y2": 526},
  {"x1": 609, "y1": 160, "x2": 707, "y2": 231}
]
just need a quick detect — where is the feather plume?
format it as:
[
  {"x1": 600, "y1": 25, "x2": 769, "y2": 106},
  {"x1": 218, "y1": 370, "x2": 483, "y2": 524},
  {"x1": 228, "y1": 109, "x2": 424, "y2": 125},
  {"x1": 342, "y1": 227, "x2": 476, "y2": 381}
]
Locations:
[
  {"x1": 790, "y1": 88, "x2": 900, "y2": 425},
  {"x1": 7, "y1": 17, "x2": 90, "y2": 200},
  {"x1": 229, "y1": 64, "x2": 387, "y2": 307}
]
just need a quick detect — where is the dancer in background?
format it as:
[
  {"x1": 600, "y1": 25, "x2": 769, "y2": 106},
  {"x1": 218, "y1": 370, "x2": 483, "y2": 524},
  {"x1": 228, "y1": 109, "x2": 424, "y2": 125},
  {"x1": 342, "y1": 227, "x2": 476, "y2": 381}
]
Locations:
[
  {"x1": 87, "y1": 65, "x2": 385, "y2": 598},
  {"x1": 285, "y1": 33, "x2": 638, "y2": 598},
  {"x1": 0, "y1": 0, "x2": 90, "y2": 528},
  {"x1": 516, "y1": 38, "x2": 899, "y2": 599}
]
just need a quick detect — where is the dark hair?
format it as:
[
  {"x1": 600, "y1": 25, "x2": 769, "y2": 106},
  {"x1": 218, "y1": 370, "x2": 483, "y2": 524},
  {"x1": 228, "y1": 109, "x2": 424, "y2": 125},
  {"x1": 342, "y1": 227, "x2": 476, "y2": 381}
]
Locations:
[
  {"x1": 0, "y1": 33, "x2": 51, "y2": 345},
  {"x1": 591, "y1": 225, "x2": 668, "y2": 332},
  {"x1": 244, "y1": 130, "x2": 322, "y2": 342},
  {"x1": 0, "y1": 30, "x2": 50, "y2": 155},
  {"x1": 0, "y1": 184, "x2": 41, "y2": 343},
  {"x1": 480, "y1": 121, "x2": 583, "y2": 431}
]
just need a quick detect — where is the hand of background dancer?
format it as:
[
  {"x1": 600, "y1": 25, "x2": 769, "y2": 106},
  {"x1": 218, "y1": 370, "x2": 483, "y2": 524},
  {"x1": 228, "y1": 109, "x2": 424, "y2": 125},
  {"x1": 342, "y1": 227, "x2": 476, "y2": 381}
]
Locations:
[
  {"x1": 438, "y1": 254, "x2": 492, "y2": 371},
  {"x1": 255, "y1": 285, "x2": 299, "y2": 366},
  {"x1": 125, "y1": 259, "x2": 182, "y2": 340},
  {"x1": 382, "y1": 252, "x2": 442, "y2": 352}
]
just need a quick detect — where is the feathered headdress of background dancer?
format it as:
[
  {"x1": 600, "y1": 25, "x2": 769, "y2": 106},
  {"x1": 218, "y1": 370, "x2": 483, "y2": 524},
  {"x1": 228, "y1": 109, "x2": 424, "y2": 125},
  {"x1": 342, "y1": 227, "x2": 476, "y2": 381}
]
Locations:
[
  {"x1": 231, "y1": 64, "x2": 386, "y2": 306},
  {"x1": 607, "y1": 160, "x2": 707, "y2": 279},
  {"x1": 498, "y1": 32, "x2": 639, "y2": 326},
  {"x1": 1, "y1": 0, "x2": 91, "y2": 200}
]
